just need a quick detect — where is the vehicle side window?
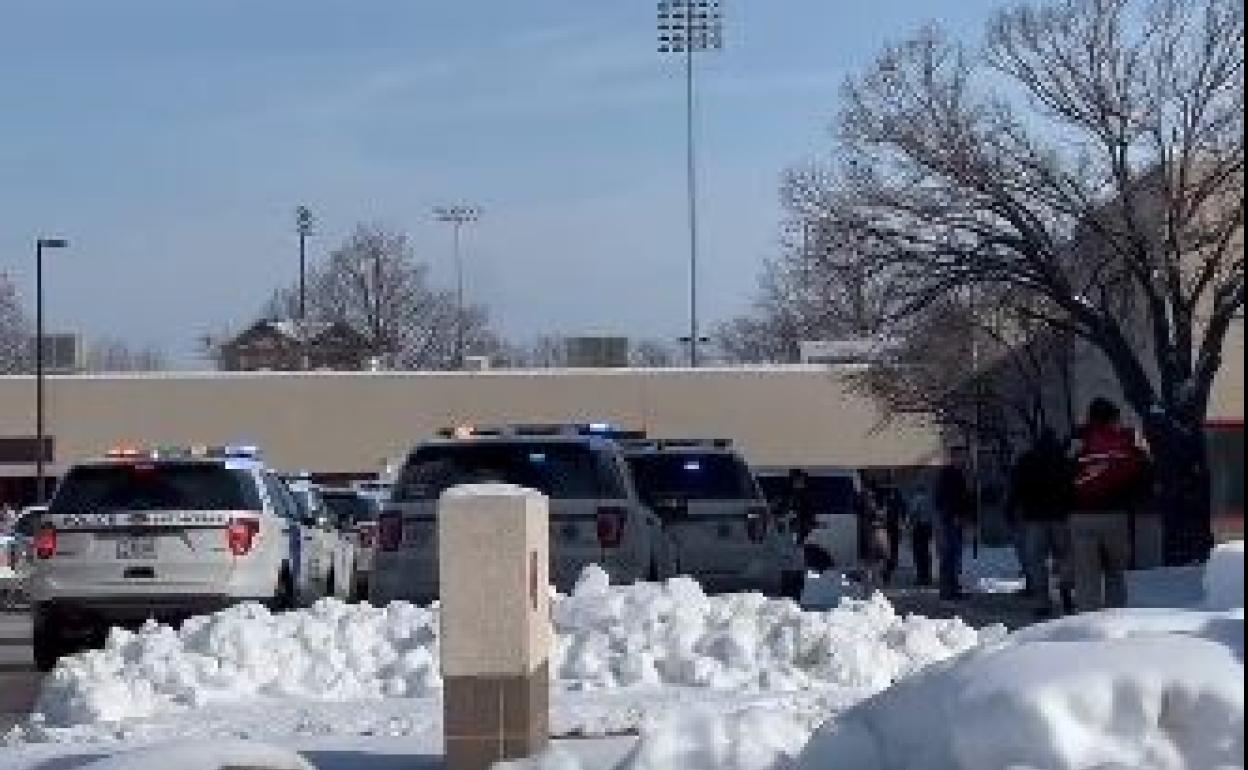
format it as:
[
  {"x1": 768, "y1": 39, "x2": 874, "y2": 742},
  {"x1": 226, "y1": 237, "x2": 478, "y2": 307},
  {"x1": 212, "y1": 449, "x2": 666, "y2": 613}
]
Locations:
[{"x1": 263, "y1": 474, "x2": 297, "y2": 520}]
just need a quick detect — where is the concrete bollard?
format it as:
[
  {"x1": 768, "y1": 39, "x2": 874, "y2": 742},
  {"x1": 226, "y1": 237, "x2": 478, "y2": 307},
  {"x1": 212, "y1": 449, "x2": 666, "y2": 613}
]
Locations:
[{"x1": 439, "y1": 484, "x2": 552, "y2": 770}]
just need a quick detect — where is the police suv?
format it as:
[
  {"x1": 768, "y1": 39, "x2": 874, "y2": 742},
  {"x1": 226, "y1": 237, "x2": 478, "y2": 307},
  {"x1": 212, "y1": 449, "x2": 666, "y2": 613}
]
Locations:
[
  {"x1": 370, "y1": 423, "x2": 659, "y2": 604},
  {"x1": 621, "y1": 439, "x2": 803, "y2": 596},
  {"x1": 28, "y1": 445, "x2": 327, "y2": 670}
]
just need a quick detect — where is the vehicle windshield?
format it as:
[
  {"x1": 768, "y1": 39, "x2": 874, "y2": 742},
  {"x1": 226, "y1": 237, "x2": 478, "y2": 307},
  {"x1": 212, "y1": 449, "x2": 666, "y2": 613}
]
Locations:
[
  {"x1": 321, "y1": 491, "x2": 379, "y2": 526},
  {"x1": 394, "y1": 442, "x2": 625, "y2": 501},
  {"x1": 50, "y1": 463, "x2": 261, "y2": 514},
  {"x1": 626, "y1": 452, "x2": 758, "y2": 506}
]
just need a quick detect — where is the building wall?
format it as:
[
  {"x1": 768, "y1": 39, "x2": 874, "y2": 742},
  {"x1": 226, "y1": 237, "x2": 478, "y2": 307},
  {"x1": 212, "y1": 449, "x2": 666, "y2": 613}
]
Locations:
[{"x1": 0, "y1": 367, "x2": 943, "y2": 477}]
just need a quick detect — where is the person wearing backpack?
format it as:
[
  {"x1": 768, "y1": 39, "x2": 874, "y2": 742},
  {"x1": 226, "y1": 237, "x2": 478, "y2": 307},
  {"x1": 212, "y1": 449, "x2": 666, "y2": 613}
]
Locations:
[{"x1": 1069, "y1": 398, "x2": 1152, "y2": 611}]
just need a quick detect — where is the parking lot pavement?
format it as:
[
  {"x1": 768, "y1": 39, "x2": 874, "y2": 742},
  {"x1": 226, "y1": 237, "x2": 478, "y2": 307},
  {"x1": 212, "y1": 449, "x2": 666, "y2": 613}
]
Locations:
[{"x1": 0, "y1": 609, "x2": 39, "y2": 734}]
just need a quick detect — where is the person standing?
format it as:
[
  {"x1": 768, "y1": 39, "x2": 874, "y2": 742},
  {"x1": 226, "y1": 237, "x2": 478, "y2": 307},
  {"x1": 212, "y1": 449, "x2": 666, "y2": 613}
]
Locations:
[
  {"x1": 908, "y1": 484, "x2": 935, "y2": 587},
  {"x1": 1069, "y1": 398, "x2": 1151, "y2": 611},
  {"x1": 881, "y1": 485, "x2": 908, "y2": 585},
  {"x1": 935, "y1": 450, "x2": 976, "y2": 600},
  {"x1": 1007, "y1": 428, "x2": 1075, "y2": 615}
]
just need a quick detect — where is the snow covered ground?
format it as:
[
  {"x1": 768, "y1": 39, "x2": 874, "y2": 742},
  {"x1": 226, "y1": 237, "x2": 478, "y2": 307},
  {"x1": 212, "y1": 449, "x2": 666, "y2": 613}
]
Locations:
[{"x1": 0, "y1": 543, "x2": 1241, "y2": 770}]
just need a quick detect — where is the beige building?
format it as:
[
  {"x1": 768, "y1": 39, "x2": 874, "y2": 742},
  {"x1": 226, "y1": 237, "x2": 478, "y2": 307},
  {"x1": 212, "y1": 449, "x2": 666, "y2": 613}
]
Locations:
[{"x1": 0, "y1": 366, "x2": 943, "y2": 504}]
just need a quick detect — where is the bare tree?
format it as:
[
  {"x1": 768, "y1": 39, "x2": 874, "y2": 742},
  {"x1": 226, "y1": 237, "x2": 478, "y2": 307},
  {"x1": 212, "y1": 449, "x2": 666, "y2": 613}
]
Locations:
[
  {"x1": 261, "y1": 224, "x2": 499, "y2": 371},
  {"x1": 0, "y1": 272, "x2": 30, "y2": 374},
  {"x1": 84, "y1": 338, "x2": 168, "y2": 373},
  {"x1": 715, "y1": 167, "x2": 897, "y2": 363},
  {"x1": 826, "y1": 0, "x2": 1242, "y2": 562}
]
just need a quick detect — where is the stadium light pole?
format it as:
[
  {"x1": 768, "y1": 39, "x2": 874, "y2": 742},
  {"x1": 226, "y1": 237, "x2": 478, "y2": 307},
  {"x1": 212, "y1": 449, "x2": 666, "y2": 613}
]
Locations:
[
  {"x1": 659, "y1": 0, "x2": 722, "y2": 367},
  {"x1": 433, "y1": 205, "x2": 481, "y2": 370},
  {"x1": 34, "y1": 237, "x2": 68, "y2": 504}
]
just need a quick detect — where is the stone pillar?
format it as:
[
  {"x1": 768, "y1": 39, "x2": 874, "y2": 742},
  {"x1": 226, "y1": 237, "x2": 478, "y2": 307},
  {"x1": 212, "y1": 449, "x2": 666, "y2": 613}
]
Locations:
[{"x1": 439, "y1": 484, "x2": 551, "y2": 770}]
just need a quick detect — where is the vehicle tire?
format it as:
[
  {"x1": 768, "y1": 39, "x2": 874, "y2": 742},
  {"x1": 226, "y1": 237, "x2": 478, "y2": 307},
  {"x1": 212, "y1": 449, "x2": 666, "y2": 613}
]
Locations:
[
  {"x1": 646, "y1": 560, "x2": 660, "y2": 583},
  {"x1": 804, "y1": 545, "x2": 834, "y2": 573},
  {"x1": 325, "y1": 567, "x2": 336, "y2": 600},
  {"x1": 32, "y1": 605, "x2": 65, "y2": 672},
  {"x1": 270, "y1": 565, "x2": 295, "y2": 612},
  {"x1": 780, "y1": 569, "x2": 806, "y2": 601}
]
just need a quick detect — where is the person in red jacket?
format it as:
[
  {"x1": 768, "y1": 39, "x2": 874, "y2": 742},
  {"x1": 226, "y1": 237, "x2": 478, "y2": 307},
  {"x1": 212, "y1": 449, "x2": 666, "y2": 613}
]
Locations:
[{"x1": 1068, "y1": 397, "x2": 1152, "y2": 611}]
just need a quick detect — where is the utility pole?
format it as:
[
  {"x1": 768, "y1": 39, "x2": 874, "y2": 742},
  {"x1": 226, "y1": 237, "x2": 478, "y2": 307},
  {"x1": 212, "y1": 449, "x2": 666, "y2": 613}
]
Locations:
[
  {"x1": 658, "y1": 1, "x2": 722, "y2": 367},
  {"x1": 433, "y1": 205, "x2": 481, "y2": 370}
]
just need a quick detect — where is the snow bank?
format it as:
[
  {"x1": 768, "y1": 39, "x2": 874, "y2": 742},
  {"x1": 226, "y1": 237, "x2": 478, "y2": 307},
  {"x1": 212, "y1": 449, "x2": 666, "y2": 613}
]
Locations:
[
  {"x1": 1205, "y1": 540, "x2": 1244, "y2": 611},
  {"x1": 72, "y1": 740, "x2": 314, "y2": 770},
  {"x1": 796, "y1": 606, "x2": 1245, "y2": 770},
  {"x1": 503, "y1": 707, "x2": 810, "y2": 770},
  {"x1": 36, "y1": 566, "x2": 993, "y2": 727}
]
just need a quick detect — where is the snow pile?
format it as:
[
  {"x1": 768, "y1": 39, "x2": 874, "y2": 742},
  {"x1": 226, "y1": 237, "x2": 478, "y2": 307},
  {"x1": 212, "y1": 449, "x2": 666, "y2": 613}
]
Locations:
[
  {"x1": 796, "y1": 606, "x2": 1245, "y2": 770},
  {"x1": 1204, "y1": 540, "x2": 1245, "y2": 611},
  {"x1": 37, "y1": 600, "x2": 443, "y2": 726},
  {"x1": 553, "y1": 566, "x2": 993, "y2": 692},
  {"x1": 504, "y1": 707, "x2": 810, "y2": 770},
  {"x1": 71, "y1": 739, "x2": 314, "y2": 770},
  {"x1": 36, "y1": 566, "x2": 993, "y2": 727}
]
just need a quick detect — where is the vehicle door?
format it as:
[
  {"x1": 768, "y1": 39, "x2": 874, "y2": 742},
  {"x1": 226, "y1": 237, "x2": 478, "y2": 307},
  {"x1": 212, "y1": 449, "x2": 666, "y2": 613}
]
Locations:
[{"x1": 263, "y1": 474, "x2": 314, "y2": 601}]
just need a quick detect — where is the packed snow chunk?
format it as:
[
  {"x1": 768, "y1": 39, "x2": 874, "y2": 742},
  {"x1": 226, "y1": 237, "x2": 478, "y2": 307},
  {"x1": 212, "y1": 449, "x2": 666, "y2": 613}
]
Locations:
[
  {"x1": 797, "y1": 607, "x2": 1245, "y2": 770},
  {"x1": 73, "y1": 739, "x2": 314, "y2": 770},
  {"x1": 503, "y1": 707, "x2": 811, "y2": 770},
  {"x1": 1205, "y1": 540, "x2": 1245, "y2": 610}
]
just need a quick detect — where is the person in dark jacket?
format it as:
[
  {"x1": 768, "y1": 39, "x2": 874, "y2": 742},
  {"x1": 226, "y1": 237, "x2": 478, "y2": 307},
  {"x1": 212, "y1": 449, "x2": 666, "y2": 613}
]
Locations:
[
  {"x1": 1068, "y1": 398, "x2": 1152, "y2": 610},
  {"x1": 1007, "y1": 428, "x2": 1075, "y2": 615},
  {"x1": 881, "y1": 485, "x2": 908, "y2": 585},
  {"x1": 935, "y1": 450, "x2": 976, "y2": 600}
]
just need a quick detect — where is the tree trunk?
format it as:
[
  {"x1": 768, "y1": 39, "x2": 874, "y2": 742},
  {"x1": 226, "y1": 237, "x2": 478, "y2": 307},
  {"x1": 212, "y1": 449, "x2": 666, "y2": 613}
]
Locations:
[{"x1": 1143, "y1": 415, "x2": 1215, "y2": 565}]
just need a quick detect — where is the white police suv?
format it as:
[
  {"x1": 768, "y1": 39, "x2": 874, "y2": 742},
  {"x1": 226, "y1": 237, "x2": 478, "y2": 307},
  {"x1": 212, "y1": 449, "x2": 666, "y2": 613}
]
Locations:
[
  {"x1": 28, "y1": 445, "x2": 326, "y2": 670},
  {"x1": 622, "y1": 439, "x2": 804, "y2": 596},
  {"x1": 371, "y1": 423, "x2": 659, "y2": 604}
]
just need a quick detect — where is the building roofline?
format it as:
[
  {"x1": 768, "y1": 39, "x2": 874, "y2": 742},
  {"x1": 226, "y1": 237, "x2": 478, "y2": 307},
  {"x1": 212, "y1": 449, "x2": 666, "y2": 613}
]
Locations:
[{"x1": 0, "y1": 364, "x2": 854, "y2": 382}]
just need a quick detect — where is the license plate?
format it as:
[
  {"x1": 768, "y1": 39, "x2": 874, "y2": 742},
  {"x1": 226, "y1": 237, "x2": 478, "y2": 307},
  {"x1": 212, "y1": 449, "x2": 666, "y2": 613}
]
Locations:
[{"x1": 116, "y1": 537, "x2": 157, "y2": 560}]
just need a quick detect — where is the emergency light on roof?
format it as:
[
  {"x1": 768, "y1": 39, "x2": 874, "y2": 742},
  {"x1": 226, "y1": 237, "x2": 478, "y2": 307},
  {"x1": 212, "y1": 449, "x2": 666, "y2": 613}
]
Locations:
[{"x1": 105, "y1": 446, "x2": 146, "y2": 459}]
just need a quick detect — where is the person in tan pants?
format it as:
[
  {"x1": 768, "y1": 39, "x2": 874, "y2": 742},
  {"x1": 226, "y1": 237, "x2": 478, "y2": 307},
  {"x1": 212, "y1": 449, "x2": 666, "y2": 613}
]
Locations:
[{"x1": 1069, "y1": 398, "x2": 1151, "y2": 611}]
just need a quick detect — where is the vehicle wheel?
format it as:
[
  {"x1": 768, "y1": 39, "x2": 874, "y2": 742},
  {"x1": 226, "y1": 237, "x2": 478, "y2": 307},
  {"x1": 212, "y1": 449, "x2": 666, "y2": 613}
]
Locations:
[
  {"x1": 32, "y1": 606, "x2": 65, "y2": 672},
  {"x1": 780, "y1": 570, "x2": 806, "y2": 601},
  {"x1": 270, "y1": 566, "x2": 295, "y2": 612},
  {"x1": 325, "y1": 568, "x2": 336, "y2": 600},
  {"x1": 804, "y1": 545, "x2": 834, "y2": 573}
]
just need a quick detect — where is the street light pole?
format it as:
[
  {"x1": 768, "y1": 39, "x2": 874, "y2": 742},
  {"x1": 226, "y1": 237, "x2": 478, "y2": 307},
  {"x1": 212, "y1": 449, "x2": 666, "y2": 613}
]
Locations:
[
  {"x1": 34, "y1": 237, "x2": 68, "y2": 505},
  {"x1": 659, "y1": 1, "x2": 722, "y2": 367},
  {"x1": 433, "y1": 205, "x2": 481, "y2": 370}
]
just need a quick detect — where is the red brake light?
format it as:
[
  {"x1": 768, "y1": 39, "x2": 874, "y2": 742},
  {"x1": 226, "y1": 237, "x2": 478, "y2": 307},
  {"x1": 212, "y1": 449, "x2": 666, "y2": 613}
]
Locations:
[
  {"x1": 35, "y1": 525, "x2": 57, "y2": 560},
  {"x1": 227, "y1": 517, "x2": 260, "y2": 556},
  {"x1": 378, "y1": 513, "x2": 402, "y2": 552},
  {"x1": 358, "y1": 523, "x2": 377, "y2": 549},
  {"x1": 596, "y1": 507, "x2": 627, "y2": 549}
]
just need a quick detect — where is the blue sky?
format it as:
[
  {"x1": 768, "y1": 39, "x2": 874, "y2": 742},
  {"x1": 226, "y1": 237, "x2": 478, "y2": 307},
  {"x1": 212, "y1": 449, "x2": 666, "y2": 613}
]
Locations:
[{"x1": 0, "y1": 0, "x2": 1003, "y2": 366}]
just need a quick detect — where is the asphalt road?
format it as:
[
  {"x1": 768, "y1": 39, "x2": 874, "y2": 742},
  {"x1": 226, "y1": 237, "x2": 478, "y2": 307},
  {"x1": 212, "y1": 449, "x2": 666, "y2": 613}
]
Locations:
[{"x1": 0, "y1": 608, "x2": 38, "y2": 734}]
